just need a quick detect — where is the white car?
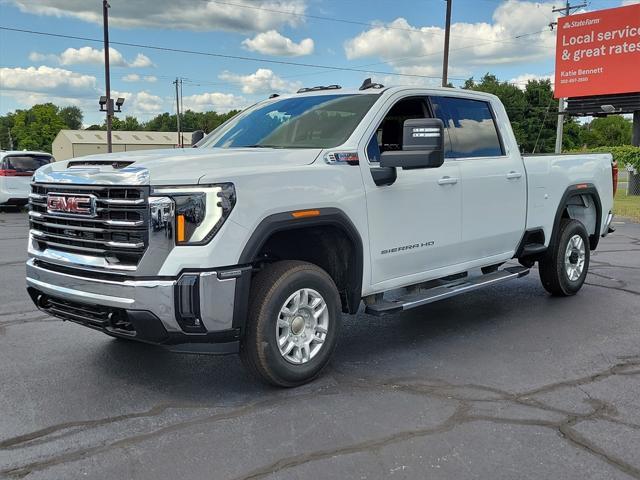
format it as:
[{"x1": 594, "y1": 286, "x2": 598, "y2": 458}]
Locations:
[
  {"x1": 25, "y1": 83, "x2": 616, "y2": 386},
  {"x1": 1, "y1": 151, "x2": 54, "y2": 207}
]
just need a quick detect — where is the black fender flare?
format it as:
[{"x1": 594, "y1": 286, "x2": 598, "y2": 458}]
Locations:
[
  {"x1": 550, "y1": 184, "x2": 603, "y2": 251},
  {"x1": 238, "y1": 207, "x2": 364, "y2": 315}
]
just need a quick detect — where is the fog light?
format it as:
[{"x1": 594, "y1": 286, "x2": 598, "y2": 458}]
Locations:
[{"x1": 175, "y1": 274, "x2": 205, "y2": 333}]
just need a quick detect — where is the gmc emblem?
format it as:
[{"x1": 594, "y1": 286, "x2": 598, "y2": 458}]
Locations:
[{"x1": 47, "y1": 194, "x2": 96, "y2": 217}]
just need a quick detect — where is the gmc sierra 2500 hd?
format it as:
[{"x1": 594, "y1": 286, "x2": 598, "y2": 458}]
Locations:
[{"x1": 26, "y1": 82, "x2": 616, "y2": 386}]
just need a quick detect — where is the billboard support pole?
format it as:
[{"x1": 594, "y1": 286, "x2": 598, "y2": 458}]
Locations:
[
  {"x1": 555, "y1": 98, "x2": 564, "y2": 153},
  {"x1": 634, "y1": 111, "x2": 640, "y2": 148}
]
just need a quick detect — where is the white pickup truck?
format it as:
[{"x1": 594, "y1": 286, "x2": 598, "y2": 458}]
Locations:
[{"x1": 26, "y1": 82, "x2": 616, "y2": 386}]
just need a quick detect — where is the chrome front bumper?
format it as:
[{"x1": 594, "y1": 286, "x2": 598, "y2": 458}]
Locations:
[{"x1": 26, "y1": 259, "x2": 249, "y2": 351}]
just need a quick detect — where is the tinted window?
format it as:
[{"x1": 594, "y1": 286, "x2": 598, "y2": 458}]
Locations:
[
  {"x1": 430, "y1": 97, "x2": 503, "y2": 158},
  {"x1": 200, "y1": 94, "x2": 379, "y2": 149},
  {"x1": 2, "y1": 155, "x2": 52, "y2": 172}
]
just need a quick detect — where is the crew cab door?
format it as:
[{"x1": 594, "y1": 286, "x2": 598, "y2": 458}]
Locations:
[
  {"x1": 429, "y1": 96, "x2": 526, "y2": 262},
  {"x1": 361, "y1": 95, "x2": 462, "y2": 289}
]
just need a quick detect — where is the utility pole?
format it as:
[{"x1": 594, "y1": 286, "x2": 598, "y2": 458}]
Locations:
[
  {"x1": 174, "y1": 78, "x2": 182, "y2": 148},
  {"x1": 552, "y1": 1, "x2": 586, "y2": 153},
  {"x1": 7, "y1": 128, "x2": 13, "y2": 150},
  {"x1": 442, "y1": 0, "x2": 452, "y2": 87},
  {"x1": 102, "y1": 0, "x2": 112, "y2": 153}
]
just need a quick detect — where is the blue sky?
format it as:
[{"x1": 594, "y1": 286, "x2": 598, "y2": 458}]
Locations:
[{"x1": 0, "y1": 0, "x2": 635, "y2": 126}]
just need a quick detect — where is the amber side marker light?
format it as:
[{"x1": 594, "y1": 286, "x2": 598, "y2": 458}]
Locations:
[
  {"x1": 576, "y1": 183, "x2": 589, "y2": 189},
  {"x1": 177, "y1": 214, "x2": 186, "y2": 242},
  {"x1": 291, "y1": 209, "x2": 321, "y2": 219}
]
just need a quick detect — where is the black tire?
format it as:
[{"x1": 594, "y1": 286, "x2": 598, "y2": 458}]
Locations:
[
  {"x1": 240, "y1": 260, "x2": 342, "y2": 387},
  {"x1": 539, "y1": 218, "x2": 590, "y2": 296}
]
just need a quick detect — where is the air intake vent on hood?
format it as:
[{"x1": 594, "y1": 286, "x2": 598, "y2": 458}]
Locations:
[{"x1": 67, "y1": 160, "x2": 134, "y2": 169}]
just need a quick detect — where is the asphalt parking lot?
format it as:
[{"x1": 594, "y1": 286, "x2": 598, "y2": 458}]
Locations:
[{"x1": 1, "y1": 210, "x2": 639, "y2": 480}]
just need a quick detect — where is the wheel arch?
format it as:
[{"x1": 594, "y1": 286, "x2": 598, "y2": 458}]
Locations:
[
  {"x1": 239, "y1": 208, "x2": 364, "y2": 315},
  {"x1": 550, "y1": 184, "x2": 602, "y2": 251}
]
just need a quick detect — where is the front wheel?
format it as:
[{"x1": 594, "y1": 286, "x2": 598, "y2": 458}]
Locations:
[
  {"x1": 539, "y1": 218, "x2": 590, "y2": 296},
  {"x1": 240, "y1": 261, "x2": 342, "y2": 387}
]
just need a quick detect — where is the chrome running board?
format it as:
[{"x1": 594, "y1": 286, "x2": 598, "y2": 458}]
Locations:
[{"x1": 365, "y1": 266, "x2": 530, "y2": 316}]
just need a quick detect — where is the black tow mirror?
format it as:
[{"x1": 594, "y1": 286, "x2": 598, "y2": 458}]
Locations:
[
  {"x1": 380, "y1": 118, "x2": 445, "y2": 169},
  {"x1": 191, "y1": 130, "x2": 205, "y2": 147}
]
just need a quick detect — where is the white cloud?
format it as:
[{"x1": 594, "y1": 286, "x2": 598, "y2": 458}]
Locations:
[
  {"x1": 122, "y1": 74, "x2": 141, "y2": 83},
  {"x1": 121, "y1": 74, "x2": 158, "y2": 83},
  {"x1": 242, "y1": 30, "x2": 314, "y2": 56},
  {"x1": 0, "y1": 65, "x2": 98, "y2": 98},
  {"x1": 112, "y1": 90, "x2": 165, "y2": 114},
  {"x1": 182, "y1": 92, "x2": 248, "y2": 113},
  {"x1": 128, "y1": 54, "x2": 154, "y2": 68},
  {"x1": 28, "y1": 52, "x2": 58, "y2": 63},
  {"x1": 344, "y1": 1, "x2": 559, "y2": 78},
  {"x1": 621, "y1": 1, "x2": 639, "y2": 6},
  {"x1": 219, "y1": 68, "x2": 301, "y2": 94},
  {"x1": 509, "y1": 73, "x2": 553, "y2": 89},
  {"x1": 29, "y1": 47, "x2": 154, "y2": 68},
  {"x1": 8, "y1": 0, "x2": 307, "y2": 33}
]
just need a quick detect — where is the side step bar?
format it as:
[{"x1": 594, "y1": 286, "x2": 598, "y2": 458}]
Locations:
[{"x1": 365, "y1": 266, "x2": 530, "y2": 316}]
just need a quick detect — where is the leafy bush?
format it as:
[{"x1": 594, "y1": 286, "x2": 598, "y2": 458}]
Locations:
[{"x1": 568, "y1": 145, "x2": 640, "y2": 171}]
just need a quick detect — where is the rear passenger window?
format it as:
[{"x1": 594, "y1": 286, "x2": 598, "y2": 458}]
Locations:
[{"x1": 430, "y1": 97, "x2": 504, "y2": 158}]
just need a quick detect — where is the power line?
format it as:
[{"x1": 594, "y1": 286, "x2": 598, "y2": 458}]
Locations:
[
  {"x1": 0, "y1": 25, "x2": 470, "y2": 81},
  {"x1": 200, "y1": 0, "x2": 542, "y2": 47}
]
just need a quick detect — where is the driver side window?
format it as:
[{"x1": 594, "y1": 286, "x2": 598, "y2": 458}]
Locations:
[{"x1": 366, "y1": 97, "x2": 430, "y2": 162}]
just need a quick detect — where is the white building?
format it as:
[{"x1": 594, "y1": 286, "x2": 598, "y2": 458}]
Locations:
[{"x1": 52, "y1": 130, "x2": 193, "y2": 161}]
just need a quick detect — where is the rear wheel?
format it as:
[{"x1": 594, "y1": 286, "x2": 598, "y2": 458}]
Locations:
[
  {"x1": 240, "y1": 260, "x2": 341, "y2": 387},
  {"x1": 539, "y1": 218, "x2": 590, "y2": 296}
]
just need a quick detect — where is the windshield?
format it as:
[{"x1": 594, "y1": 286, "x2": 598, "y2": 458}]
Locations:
[{"x1": 200, "y1": 94, "x2": 380, "y2": 149}]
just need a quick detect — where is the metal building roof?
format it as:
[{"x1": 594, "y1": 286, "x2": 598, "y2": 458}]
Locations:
[{"x1": 55, "y1": 130, "x2": 193, "y2": 145}]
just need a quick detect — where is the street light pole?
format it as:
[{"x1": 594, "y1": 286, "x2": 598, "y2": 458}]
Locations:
[
  {"x1": 442, "y1": 0, "x2": 452, "y2": 87},
  {"x1": 103, "y1": 0, "x2": 112, "y2": 153},
  {"x1": 174, "y1": 78, "x2": 182, "y2": 148},
  {"x1": 552, "y1": 1, "x2": 586, "y2": 153}
]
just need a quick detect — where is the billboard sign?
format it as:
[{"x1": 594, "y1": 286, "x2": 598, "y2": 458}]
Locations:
[{"x1": 554, "y1": 3, "x2": 640, "y2": 98}]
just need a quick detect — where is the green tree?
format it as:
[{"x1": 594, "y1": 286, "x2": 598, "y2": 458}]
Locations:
[
  {"x1": 581, "y1": 115, "x2": 632, "y2": 147},
  {"x1": 10, "y1": 103, "x2": 67, "y2": 152},
  {"x1": 0, "y1": 112, "x2": 16, "y2": 150},
  {"x1": 561, "y1": 117, "x2": 585, "y2": 151},
  {"x1": 520, "y1": 79, "x2": 558, "y2": 153},
  {"x1": 59, "y1": 106, "x2": 83, "y2": 130},
  {"x1": 112, "y1": 116, "x2": 141, "y2": 131},
  {"x1": 143, "y1": 112, "x2": 176, "y2": 132}
]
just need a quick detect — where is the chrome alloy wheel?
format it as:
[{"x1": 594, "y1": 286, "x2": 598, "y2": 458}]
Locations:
[
  {"x1": 276, "y1": 288, "x2": 329, "y2": 365},
  {"x1": 564, "y1": 234, "x2": 586, "y2": 281}
]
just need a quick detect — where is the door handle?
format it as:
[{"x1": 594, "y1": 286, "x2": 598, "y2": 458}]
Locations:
[
  {"x1": 506, "y1": 171, "x2": 522, "y2": 180},
  {"x1": 437, "y1": 176, "x2": 459, "y2": 185}
]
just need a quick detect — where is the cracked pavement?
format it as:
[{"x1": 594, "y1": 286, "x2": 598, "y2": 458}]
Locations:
[{"x1": 1, "y1": 211, "x2": 639, "y2": 479}]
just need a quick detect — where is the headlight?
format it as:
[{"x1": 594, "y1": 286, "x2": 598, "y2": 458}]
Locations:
[{"x1": 151, "y1": 183, "x2": 235, "y2": 245}]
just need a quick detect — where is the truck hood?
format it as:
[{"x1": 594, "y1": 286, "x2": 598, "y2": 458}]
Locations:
[{"x1": 37, "y1": 147, "x2": 322, "y2": 185}]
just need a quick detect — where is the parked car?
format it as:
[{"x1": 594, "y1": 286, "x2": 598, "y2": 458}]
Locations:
[
  {"x1": 25, "y1": 83, "x2": 616, "y2": 386},
  {"x1": 1, "y1": 151, "x2": 54, "y2": 207}
]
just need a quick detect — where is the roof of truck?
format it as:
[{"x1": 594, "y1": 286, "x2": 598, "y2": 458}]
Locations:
[{"x1": 279, "y1": 85, "x2": 499, "y2": 101}]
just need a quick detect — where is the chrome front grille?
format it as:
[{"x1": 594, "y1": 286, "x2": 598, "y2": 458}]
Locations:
[{"x1": 29, "y1": 184, "x2": 149, "y2": 267}]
